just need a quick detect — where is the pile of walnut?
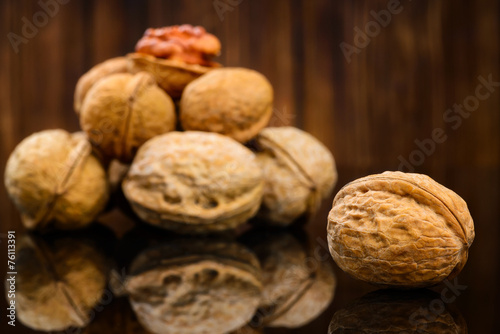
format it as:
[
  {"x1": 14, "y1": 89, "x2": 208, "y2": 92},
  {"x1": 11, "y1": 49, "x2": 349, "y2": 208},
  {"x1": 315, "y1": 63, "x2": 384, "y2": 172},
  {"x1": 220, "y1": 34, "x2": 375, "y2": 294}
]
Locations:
[
  {"x1": 4, "y1": 24, "x2": 338, "y2": 234},
  {"x1": 5, "y1": 24, "x2": 475, "y2": 292}
]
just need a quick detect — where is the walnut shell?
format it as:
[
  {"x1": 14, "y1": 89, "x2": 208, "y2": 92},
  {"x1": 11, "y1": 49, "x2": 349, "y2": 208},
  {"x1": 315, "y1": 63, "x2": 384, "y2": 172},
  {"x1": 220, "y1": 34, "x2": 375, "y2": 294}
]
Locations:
[
  {"x1": 327, "y1": 171, "x2": 475, "y2": 288},
  {"x1": 230, "y1": 325, "x2": 263, "y2": 334},
  {"x1": 124, "y1": 239, "x2": 262, "y2": 334},
  {"x1": 122, "y1": 131, "x2": 263, "y2": 233},
  {"x1": 328, "y1": 289, "x2": 467, "y2": 333},
  {"x1": 107, "y1": 159, "x2": 130, "y2": 193},
  {"x1": 79, "y1": 72, "x2": 176, "y2": 163},
  {"x1": 74, "y1": 57, "x2": 130, "y2": 114},
  {"x1": 127, "y1": 53, "x2": 218, "y2": 99},
  {"x1": 245, "y1": 230, "x2": 336, "y2": 328},
  {"x1": 4, "y1": 130, "x2": 109, "y2": 229},
  {"x1": 180, "y1": 67, "x2": 273, "y2": 143},
  {"x1": 8, "y1": 233, "x2": 109, "y2": 331},
  {"x1": 252, "y1": 127, "x2": 337, "y2": 225}
]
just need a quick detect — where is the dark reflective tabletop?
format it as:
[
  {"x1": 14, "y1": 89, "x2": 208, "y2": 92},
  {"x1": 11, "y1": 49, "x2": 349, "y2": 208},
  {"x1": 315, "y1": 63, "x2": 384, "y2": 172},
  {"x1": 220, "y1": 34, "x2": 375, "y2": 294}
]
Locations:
[{"x1": 1, "y1": 166, "x2": 499, "y2": 333}]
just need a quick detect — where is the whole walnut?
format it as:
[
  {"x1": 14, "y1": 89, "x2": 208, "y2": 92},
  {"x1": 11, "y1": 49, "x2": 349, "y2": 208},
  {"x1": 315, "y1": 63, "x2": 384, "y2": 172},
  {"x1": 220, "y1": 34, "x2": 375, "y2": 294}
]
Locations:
[
  {"x1": 180, "y1": 67, "x2": 273, "y2": 143},
  {"x1": 244, "y1": 229, "x2": 336, "y2": 328},
  {"x1": 4, "y1": 130, "x2": 109, "y2": 229},
  {"x1": 79, "y1": 72, "x2": 176, "y2": 163},
  {"x1": 74, "y1": 57, "x2": 130, "y2": 114},
  {"x1": 128, "y1": 24, "x2": 222, "y2": 99},
  {"x1": 7, "y1": 233, "x2": 110, "y2": 331},
  {"x1": 327, "y1": 171, "x2": 475, "y2": 288},
  {"x1": 122, "y1": 131, "x2": 263, "y2": 233},
  {"x1": 329, "y1": 289, "x2": 467, "y2": 333},
  {"x1": 252, "y1": 127, "x2": 337, "y2": 225},
  {"x1": 124, "y1": 238, "x2": 262, "y2": 334}
]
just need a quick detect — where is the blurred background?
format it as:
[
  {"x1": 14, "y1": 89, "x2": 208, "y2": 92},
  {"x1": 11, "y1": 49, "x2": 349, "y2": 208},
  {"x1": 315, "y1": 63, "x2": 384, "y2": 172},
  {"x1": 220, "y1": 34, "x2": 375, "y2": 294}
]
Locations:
[{"x1": 0, "y1": 0, "x2": 499, "y2": 333}]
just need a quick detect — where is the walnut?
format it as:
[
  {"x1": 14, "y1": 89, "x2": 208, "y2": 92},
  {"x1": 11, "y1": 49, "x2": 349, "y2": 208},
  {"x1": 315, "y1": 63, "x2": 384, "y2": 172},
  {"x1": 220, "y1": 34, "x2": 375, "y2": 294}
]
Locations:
[
  {"x1": 128, "y1": 24, "x2": 221, "y2": 98},
  {"x1": 180, "y1": 68, "x2": 273, "y2": 143},
  {"x1": 327, "y1": 171, "x2": 475, "y2": 288},
  {"x1": 74, "y1": 57, "x2": 130, "y2": 114},
  {"x1": 79, "y1": 72, "x2": 176, "y2": 163},
  {"x1": 328, "y1": 289, "x2": 467, "y2": 333},
  {"x1": 107, "y1": 159, "x2": 130, "y2": 193},
  {"x1": 9, "y1": 233, "x2": 109, "y2": 331},
  {"x1": 244, "y1": 229, "x2": 336, "y2": 328},
  {"x1": 252, "y1": 127, "x2": 337, "y2": 225},
  {"x1": 4, "y1": 130, "x2": 109, "y2": 230},
  {"x1": 124, "y1": 238, "x2": 262, "y2": 334},
  {"x1": 122, "y1": 131, "x2": 263, "y2": 233}
]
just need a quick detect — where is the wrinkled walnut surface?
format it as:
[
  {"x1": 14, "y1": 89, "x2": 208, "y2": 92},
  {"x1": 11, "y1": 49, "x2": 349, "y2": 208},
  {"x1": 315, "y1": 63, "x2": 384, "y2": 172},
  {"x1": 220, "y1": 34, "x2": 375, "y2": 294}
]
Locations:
[
  {"x1": 125, "y1": 239, "x2": 262, "y2": 334},
  {"x1": 4, "y1": 130, "x2": 109, "y2": 229},
  {"x1": 129, "y1": 24, "x2": 221, "y2": 99},
  {"x1": 180, "y1": 67, "x2": 273, "y2": 143},
  {"x1": 135, "y1": 25, "x2": 221, "y2": 66},
  {"x1": 11, "y1": 234, "x2": 108, "y2": 331},
  {"x1": 122, "y1": 131, "x2": 263, "y2": 233},
  {"x1": 79, "y1": 72, "x2": 176, "y2": 163},
  {"x1": 253, "y1": 127, "x2": 337, "y2": 225},
  {"x1": 327, "y1": 171, "x2": 474, "y2": 288}
]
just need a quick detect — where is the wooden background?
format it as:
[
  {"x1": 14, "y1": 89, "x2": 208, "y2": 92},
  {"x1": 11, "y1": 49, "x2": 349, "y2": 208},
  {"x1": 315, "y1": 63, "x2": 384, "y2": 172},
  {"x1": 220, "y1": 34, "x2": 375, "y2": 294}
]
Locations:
[{"x1": 0, "y1": 0, "x2": 499, "y2": 332}]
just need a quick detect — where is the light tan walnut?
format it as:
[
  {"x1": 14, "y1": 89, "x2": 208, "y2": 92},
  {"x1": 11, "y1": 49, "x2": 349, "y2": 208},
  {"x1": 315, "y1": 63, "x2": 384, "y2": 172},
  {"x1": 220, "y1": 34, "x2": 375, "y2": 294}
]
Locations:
[
  {"x1": 74, "y1": 57, "x2": 130, "y2": 114},
  {"x1": 327, "y1": 171, "x2": 474, "y2": 288},
  {"x1": 79, "y1": 72, "x2": 176, "y2": 163},
  {"x1": 4, "y1": 130, "x2": 109, "y2": 230},
  {"x1": 122, "y1": 131, "x2": 263, "y2": 233},
  {"x1": 252, "y1": 127, "x2": 337, "y2": 225},
  {"x1": 124, "y1": 239, "x2": 262, "y2": 334},
  {"x1": 180, "y1": 68, "x2": 273, "y2": 143}
]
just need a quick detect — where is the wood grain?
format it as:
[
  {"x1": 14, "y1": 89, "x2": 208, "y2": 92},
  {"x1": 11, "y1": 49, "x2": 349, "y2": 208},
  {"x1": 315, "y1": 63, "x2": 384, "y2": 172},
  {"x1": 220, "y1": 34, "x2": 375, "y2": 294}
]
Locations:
[{"x1": 0, "y1": 1, "x2": 499, "y2": 331}]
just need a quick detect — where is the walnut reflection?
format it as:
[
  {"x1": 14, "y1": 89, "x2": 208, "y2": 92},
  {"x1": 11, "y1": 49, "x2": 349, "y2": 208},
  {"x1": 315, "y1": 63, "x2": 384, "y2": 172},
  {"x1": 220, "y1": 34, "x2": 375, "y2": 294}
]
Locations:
[
  {"x1": 329, "y1": 289, "x2": 467, "y2": 334},
  {"x1": 242, "y1": 228, "x2": 336, "y2": 329},
  {"x1": 123, "y1": 237, "x2": 262, "y2": 334},
  {"x1": 6, "y1": 225, "x2": 113, "y2": 332}
]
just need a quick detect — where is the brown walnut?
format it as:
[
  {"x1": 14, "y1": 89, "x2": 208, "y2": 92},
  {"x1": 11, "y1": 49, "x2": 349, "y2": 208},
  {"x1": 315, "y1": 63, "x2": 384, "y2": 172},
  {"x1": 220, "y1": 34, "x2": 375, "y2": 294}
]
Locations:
[
  {"x1": 124, "y1": 239, "x2": 262, "y2": 334},
  {"x1": 327, "y1": 171, "x2": 475, "y2": 288},
  {"x1": 74, "y1": 57, "x2": 130, "y2": 114},
  {"x1": 252, "y1": 127, "x2": 337, "y2": 225},
  {"x1": 79, "y1": 72, "x2": 176, "y2": 163},
  {"x1": 4, "y1": 130, "x2": 109, "y2": 229},
  {"x1": 128, "y1": 24, "x2": 221, "y2": 98},
  {"x1": 180, "y1": 67, "x2": 273, "y2": 143},
  {"x1": 122, "y1": 131, "x2": 263, "y2": 233},
  {"x1": 9, "y1": 233, "x2": 109, "y2": 331}
]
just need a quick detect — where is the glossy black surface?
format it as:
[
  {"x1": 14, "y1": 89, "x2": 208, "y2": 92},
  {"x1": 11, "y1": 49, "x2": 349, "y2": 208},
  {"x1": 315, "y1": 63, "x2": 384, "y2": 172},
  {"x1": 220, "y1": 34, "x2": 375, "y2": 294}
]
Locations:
[{"x1": 1, "y1": 165, "x2": 499, "y2": 333}]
